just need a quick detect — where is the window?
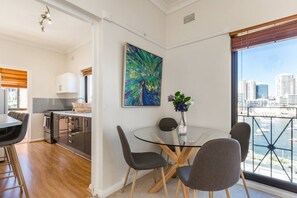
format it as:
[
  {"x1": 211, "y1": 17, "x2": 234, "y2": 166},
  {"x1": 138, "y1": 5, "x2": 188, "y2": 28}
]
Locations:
[
  {"x1": 85, "y1": 74, "x2": 92, "y2": 103},
  {"x1": 82, "y1": 67, "x2": 92, "y2": 102},
  {"x1": 231, "y1": 15, "x2": 297, "y2": 193},
  {"x1": 7, "y1": 88, "x2": 27, "y2": 110}
]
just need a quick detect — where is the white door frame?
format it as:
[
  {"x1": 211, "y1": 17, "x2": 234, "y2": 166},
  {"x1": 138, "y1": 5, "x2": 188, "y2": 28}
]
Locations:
[{"x1": 35, "y1": 0, "x2": 103, "y2": 196}]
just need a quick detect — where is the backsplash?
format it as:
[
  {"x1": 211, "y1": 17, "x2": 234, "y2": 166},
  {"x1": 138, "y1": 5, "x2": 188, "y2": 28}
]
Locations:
[{"x1": 32, "y1": 98, "x2": 76, "y2": 113}]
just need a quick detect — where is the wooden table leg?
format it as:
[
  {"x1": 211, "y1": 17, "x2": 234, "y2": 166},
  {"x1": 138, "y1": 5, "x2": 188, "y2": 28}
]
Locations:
[
  {"x1": 149, "y1": 163, "x2": 178, "y2": 193},
  {"x1": 148, "y1": 145, "x2": 198, "y2": 194}
]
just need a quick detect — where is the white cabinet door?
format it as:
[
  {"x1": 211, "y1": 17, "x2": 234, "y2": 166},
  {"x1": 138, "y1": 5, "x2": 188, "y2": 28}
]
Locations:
[{"x1": 56, "y1": 73, "x2": 78, "y2": 93}]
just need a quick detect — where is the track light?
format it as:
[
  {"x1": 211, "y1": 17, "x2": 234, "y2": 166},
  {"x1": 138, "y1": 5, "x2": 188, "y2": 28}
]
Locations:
[{"x1": 39, "y1": 6, "x2": 52, "y2": 32}]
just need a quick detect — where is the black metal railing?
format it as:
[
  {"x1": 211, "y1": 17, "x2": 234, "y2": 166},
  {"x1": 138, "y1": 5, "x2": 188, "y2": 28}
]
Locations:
[{"x1": 238, "y1": 107, "x2": 297, "y2": 183}]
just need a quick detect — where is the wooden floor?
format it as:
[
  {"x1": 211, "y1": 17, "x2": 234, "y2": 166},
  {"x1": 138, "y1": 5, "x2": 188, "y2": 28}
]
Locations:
[{"x1": 0, "y1": 141, "x2": 91, "y2": 198}]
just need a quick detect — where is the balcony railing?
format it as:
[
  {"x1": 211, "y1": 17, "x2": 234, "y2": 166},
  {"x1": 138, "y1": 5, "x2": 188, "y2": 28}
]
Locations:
[{"x1": 238, "y1": 107, "x2": 297, "y2": 183}]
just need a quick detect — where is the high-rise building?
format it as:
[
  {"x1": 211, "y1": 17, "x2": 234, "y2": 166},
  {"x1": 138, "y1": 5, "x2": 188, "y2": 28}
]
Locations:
[
  {"x1": 276, "y1": 74, "x2": 295, "y2": 99},
  {"x1": 256, "y1": 83, "x2": 268, "y2": 99},
  {"x1": 246, "y1": 80, "x2": 256, "y2": 100},
  {"x1": 239, "y1": 80, "x2": 256, "y2": 101}
]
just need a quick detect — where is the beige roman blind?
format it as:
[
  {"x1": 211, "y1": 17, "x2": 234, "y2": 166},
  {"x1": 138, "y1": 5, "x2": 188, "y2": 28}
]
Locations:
[
  {"x1": 81, "y1": 67, "x2": 92, "y2": 76},
  {"x1": 0, "y1": 68, "x2": 27, "y2": 88},
  {"x1": 230, "y1": 14, "x2": 297, "y2": 51}
]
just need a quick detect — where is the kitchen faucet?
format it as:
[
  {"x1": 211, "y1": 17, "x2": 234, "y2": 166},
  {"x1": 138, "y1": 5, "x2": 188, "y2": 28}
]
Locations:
[{"x1": 76, "y1": 98, "x2": 85, "y2": 103}]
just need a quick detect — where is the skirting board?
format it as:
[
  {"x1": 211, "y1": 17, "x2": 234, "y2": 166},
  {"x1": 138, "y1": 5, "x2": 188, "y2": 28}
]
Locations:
[
  {"x1": 97, "y1": 171, "x2": 297, "y2": 198},
  {"x1": 237, "y1": 179, "x2": 297, "y2": 198},
  {"x1": 97, "y1": 169, "x2": 151, "y2": 198},
  {"x1": 29, "y1": 138, "x2": 44, "y2": 143}
]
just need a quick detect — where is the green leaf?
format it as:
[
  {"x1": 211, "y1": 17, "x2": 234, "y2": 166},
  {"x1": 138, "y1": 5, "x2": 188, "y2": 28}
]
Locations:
[
  {"x1": 175, "y1": 91, "x2": 180, "y2": 96},
  {"x1": 184, "y1": 97, "x2": 191, "y2": 102}
]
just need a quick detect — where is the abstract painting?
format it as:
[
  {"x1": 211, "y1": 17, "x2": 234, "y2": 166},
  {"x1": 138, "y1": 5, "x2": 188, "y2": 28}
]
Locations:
[{"x1": 123, "y1": 43, "x2": 163, "y2": 107}]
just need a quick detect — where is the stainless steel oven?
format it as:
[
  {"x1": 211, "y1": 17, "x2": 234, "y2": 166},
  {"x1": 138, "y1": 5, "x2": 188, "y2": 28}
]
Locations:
[
  {"x1": 44, "y1": 111, "x2": 53, "y2": 143},
  {"x1": 44, "y1": 109, "x2": 70, "y2": 144}
]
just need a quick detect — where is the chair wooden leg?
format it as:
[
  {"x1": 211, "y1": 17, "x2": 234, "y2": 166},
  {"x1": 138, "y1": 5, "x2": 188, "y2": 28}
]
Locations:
[
  {"x1": 4, "y1": 147, "x2": 12, "y2": 171},
  {"x1": 130, "y1": 170, "x2": 138, "y2": 198},
  {"x1": 175, "y1": 179, "x2": 181, "y2": 198},
  {"x1": 225, "y1": 189, "x2": 231, "y2": 198},
  {"x1": 6, "y1": 147, "x2": 22, "y2": 186},
  {"x1": 209, "y1": 191, "x2": 213, "y2": 198},
  {"x1": 193, "y1": 189, "x2": 197, "y2": 198},
  {"x1": 154, "y1": 169, "x2": 157, "y2": 184},
  {"x1": 122, "y1": 167, "x2": 131, "y2": 192},
  {"x1": 241, "y1": 171, "x2": 250, "y2": 198},
  {"x1": 160, "y1": 148, "x2": 163, "y2": 155},
  {"x1": 161, "y1": 167, "x2": 169, "y2": 198},
  {"x1": 10, "y1": 145, "x2": 30, "y2": 198},
  {"x1": 166, "y1": 154, "x2": 169, "y2": 168}
]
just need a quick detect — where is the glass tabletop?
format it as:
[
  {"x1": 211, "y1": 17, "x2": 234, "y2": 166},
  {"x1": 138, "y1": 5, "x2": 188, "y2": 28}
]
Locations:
[{"x1": 133, "y1": 126, "x2": 229, "y2": 147}]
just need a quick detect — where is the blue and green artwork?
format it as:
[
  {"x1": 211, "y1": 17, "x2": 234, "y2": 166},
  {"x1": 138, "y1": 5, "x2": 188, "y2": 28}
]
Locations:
[{"x1": 123, "y1": 43, "x2": 162, "y2": 106}]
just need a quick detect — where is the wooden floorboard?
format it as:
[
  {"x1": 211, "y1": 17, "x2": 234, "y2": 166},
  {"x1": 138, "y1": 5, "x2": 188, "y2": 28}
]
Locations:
[{"x1": 0, "y1": 141, "x2": 91, "y2": 198}]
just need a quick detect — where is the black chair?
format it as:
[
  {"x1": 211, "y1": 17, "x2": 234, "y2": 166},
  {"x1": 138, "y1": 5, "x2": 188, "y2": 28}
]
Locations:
[
  {"x1": 230, "y1": 122, "x2": 251, "y2": 198},
  {"x1": 158, "y1": 118, "x2": 178, "y2": 161},
  {"x1": 159, "y1": 117, "x2": 178, "y2": 131},
  {"x1": 0, "y1": 113, "x2": 30, "y2": 197},
  {"x1": 158, "y1": 118, "x2": 191, "y2": 166},
  {"x1": 117, "y1": 126, "x2": 168, "y2": 198},
  {"x1": 176, "y1": 138, "x2": 241, "y2": 198}
]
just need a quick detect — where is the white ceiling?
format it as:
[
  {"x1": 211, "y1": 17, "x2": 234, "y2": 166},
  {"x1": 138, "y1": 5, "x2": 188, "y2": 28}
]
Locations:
[
  {"x1": 150, "y1": 0, "x2": 200, "y2": 14},
  {"x1": 0, "y1": 0, "x2": 92, "y2": 54}
]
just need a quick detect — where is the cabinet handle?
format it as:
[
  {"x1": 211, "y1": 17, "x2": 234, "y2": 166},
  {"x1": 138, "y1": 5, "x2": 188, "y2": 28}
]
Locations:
[{"x1": 68, "y1": 140, "x2": 73, "y2": 143}]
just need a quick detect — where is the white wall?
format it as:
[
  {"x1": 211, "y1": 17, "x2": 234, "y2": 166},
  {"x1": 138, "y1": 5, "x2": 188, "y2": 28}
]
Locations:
[
  {"x1": 164, "y1": 35, "x2": 232, "y2": 131},
  {"x1": 66, "y1": 0, "x2": 166, "y2": 45},
  {"x1": 0, "y1": 37, "x2": 66, "y2": 140},
  {"x1": 100, "y1": 19, "x2": 166, "y2": 190},
  {"x1": 166, "y1": 0, "x2": 297, "y2": 45},
  {"x1": 65, "y1": 42, "x2": 92, "y2": 99}
]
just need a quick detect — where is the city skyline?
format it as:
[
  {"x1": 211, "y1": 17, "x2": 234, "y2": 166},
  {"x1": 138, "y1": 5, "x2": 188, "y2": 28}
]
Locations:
[{"x1": 238, "y1": 38, "x2": 297, "y2": 97}]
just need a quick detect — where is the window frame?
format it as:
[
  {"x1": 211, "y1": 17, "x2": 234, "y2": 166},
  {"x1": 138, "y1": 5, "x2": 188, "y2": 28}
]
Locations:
[{"x1": 7, "y1": 88, "x2": 27, "y2": 111}]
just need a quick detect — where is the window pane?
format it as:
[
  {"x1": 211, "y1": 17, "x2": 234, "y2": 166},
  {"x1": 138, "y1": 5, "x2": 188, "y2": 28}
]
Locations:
[
  {"x1": 19, "y1": 88, "x2": 27, "y2": 109},
  {"x1": 7, "y1": 88, "x2": 18, "y2": 109},
  {"x1": 7, "y1": 88, "x2": 27, "y2": 110},
  {"x1": 87, "y1": 75, "x2": 92, "y2": 102}
]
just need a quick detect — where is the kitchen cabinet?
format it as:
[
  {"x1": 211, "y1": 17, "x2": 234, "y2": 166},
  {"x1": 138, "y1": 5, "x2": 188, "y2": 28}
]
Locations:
[
  {"x1": 84, "y1": 118, "x2": 91, "y2": 156},
  {"x1": 56, "y1": 73, "x2": 77, "y2": 93},
  {"x1": 68, "y1": 116, "x2": 84, "y2": 153},
  {"x1": 53, "y1": 114, "x2": 68, "y2": 145},
  {"x1": 54, "y1": 113, "x2": 91, "y2": 159}
]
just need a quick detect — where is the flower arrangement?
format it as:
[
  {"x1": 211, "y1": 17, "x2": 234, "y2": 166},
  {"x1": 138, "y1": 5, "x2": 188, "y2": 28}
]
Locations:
[{"x1": 168, "y1": 91, "x2": 193, "y2": 112}]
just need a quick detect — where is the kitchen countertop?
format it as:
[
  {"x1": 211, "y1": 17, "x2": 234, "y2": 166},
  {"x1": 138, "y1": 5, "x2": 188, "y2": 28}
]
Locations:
[{"x1": 53, "y1": 111, "x2": 92, "y2": 118}]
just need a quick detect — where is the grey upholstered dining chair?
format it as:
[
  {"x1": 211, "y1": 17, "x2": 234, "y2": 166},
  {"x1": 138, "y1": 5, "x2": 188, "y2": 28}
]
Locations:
[
  {"x1": 230, "y1": 122, "x2": 251, "y2": 198},
  {"x1": 176, "y1": 138, "x2": 241, "y2": 198},
  {"x1": 159, "y1": 117, "x2": 178, "y2": 131},
  {"x1": 158, "y1": 117, "x2": 191, "y2": 166},
  {"x1": 158, "y1": 117, "x2": 178, "y2": 160},
  {"x1": 0, "y1": 113, "x2": 30, "y2": 197},
  {"x1": 117, "y1": 126, "x2": 168, "y2": 198}
]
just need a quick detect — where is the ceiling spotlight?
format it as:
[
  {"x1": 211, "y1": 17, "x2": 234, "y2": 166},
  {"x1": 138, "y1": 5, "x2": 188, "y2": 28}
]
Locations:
[{"x1": 39, "y1": 6, "x2": 52, "y2": 32}]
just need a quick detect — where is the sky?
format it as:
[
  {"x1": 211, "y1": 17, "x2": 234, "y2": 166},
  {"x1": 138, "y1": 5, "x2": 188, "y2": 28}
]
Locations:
[{"x1": 238, "y1": 38, "x2": 297, "y2": 97}]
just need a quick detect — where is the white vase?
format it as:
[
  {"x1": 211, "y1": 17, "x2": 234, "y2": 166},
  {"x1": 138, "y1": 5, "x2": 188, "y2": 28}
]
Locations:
[{"x1": 178, "y1": 111, "x2": 187, "y2": 134}]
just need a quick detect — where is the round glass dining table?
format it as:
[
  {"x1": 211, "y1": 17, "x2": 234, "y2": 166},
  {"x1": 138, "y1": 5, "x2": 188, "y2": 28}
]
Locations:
[
  {"x1": 134, "y1": 126, "x2": 229, "y2": 147},
  {"x1": 133, "y1": 126, "x2": 229, "y2": 196}
]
